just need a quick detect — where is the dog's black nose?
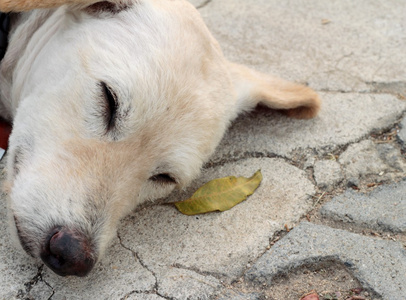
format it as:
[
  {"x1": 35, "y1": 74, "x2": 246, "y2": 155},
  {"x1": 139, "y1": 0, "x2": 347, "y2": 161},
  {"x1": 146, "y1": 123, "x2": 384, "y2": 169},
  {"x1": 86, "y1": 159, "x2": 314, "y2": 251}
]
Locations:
[{"x1": 40, "y1": 227, "x2": 95, "y2": 277}]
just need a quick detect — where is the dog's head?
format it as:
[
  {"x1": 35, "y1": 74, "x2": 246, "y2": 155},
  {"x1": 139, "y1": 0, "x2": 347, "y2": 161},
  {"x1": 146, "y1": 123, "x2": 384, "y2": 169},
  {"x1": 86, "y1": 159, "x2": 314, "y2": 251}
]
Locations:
[{"x1": 1, "y1": 0, "x2": 320, "y2": 277}]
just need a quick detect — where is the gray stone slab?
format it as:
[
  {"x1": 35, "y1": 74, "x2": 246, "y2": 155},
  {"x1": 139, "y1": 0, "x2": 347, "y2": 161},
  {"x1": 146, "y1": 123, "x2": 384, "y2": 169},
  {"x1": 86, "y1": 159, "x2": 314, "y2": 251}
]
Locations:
[
  {"x1": 339, "y1": 140, "x2": 406, "y2": 186},
  {"x1": 210, "y1": 93, "x2": 406, "y2": 163},
  {"x1": 314, "y1": 160, "x2": 343, "y2": 191},
  {"x1": 198, "y1": 0, "x2": 406, "y2": 92},
  {"x1": 321, "y1": 181, "x2": 406, "y2": 233},
  {"x1": 155, "y1": 267, "x2": 221, "y2": 300},
  {"x1": 245, "y1": 222, "x2": 406, "y2": 300},
  {"x1": 119, "y1": 158, "x2": 315, "y2": 284}
]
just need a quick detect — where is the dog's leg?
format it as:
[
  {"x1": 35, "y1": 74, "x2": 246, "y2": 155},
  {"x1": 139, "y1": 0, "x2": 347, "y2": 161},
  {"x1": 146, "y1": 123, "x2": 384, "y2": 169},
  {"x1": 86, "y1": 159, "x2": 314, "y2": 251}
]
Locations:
[{"x1": 230, "y1": 62, "x2": 321, "y2": 119}]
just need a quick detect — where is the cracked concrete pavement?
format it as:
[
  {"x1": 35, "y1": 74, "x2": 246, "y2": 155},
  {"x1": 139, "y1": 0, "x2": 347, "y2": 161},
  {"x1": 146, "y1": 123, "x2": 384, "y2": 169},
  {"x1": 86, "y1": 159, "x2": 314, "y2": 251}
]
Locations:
[{"x1": 1, "y1": 0, "x2": 406, "y2": 299}]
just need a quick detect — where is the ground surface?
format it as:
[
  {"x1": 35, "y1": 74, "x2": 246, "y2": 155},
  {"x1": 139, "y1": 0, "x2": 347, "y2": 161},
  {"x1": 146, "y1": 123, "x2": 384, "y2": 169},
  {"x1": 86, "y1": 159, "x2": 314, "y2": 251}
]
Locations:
[{"x1": 1, "y1": 0, "x2": 406, "y2": 299}]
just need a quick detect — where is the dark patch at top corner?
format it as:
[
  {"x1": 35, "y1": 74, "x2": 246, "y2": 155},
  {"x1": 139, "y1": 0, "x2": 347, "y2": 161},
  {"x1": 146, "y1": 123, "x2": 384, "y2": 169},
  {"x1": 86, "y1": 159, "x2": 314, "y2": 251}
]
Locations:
[
  {"x1": 85, "y1": 1, "x2": 133, "y2": 16},
  {"x1": 0, "y1": 12, "x2": 10, "y2": 62}
]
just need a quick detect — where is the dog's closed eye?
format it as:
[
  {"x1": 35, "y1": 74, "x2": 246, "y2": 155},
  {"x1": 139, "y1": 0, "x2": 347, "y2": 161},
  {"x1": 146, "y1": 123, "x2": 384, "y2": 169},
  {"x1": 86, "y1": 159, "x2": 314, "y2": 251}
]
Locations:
[
  {"x1": 100, "y1": 82, "x2": 118, "y2": 132},
  {"x1": 149, "y1": 173, "x2": 177, "y2": 185}
]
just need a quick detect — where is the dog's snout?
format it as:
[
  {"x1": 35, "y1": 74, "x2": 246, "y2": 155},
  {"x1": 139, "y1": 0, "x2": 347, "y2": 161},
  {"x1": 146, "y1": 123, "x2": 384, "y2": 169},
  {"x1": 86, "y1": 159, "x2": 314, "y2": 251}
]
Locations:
[{"x1": 40, "y1": 227, "x2": 95, "y2": 277}]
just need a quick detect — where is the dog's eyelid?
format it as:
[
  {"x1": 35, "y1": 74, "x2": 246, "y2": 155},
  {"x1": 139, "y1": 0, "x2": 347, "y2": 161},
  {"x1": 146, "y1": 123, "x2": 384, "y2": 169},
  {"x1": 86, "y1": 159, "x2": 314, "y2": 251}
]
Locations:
[
  {"x1": 149, "y1": 173, "x2": 177, "y2": 185},
  {"x1": 100, "y1": 82, "x2": 118, "y2": 131},
  {"x1": 85, "y1": 1, "x2": 132, "y2": 16}
]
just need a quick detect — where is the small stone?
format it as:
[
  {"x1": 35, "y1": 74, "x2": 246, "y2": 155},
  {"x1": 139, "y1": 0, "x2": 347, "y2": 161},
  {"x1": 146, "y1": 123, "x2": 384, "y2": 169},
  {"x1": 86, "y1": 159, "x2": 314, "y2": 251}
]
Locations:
[
  {"x1": 301, "y1": 292, "x2": 319, "y2": 300},
  {"x1": 351, "y1": 288, "x2": 363, "y2": 294},
  {"x1": 321, "y1": 19, "x2": 331, "y2": 25}
]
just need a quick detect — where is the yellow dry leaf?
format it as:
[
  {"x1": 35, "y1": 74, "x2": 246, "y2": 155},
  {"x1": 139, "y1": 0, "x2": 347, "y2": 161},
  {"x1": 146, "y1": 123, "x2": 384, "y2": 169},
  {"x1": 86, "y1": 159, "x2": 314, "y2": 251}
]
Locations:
[{"x1": 174, "y1": 170, "x2": 262, "y2": 215}]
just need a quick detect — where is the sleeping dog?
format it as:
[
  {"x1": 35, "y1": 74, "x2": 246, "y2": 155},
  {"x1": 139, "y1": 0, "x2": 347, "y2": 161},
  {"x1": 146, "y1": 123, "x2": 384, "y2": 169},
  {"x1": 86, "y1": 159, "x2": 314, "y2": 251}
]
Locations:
[{"x1": 0, "y1": 0, "x2": 320, "y2": 277}]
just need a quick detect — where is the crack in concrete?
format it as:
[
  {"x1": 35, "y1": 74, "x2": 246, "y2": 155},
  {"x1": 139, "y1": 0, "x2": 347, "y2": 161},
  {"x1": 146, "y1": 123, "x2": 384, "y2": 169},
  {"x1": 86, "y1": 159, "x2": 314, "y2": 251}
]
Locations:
[
  {"x1": 155, "y1": 292, "x2": 172, "y2": 300},
  {"x1": 16, "y1": 265, "x2": 55, "y2": 300},
  {"x1": 367, "y1": 81, "x2": 406, "y2": 99},
  {"x1": 315, "y1": 216, "x2": 406, "y2": 241},
  {"x1": 171, "y1": 263, "x2": 228, "y2": 284},
  {"x1": 206, "y1": 110, "x2": 405, "y2": 172},
  {"x1": 42, "y1": 277, "x2": 56, "y2": 300},
  {"x1": 319, "y1": 86, "x2": 406, "y2": 100},
  {"x1": 196, "y1": 0, "x2": 212, "y2": 9},
  {"x1": 204, "y1": 151, "x2": 295, "y2": 170},
  {"x1": 117, "y1": 231, "x2": 163, "y2": 298},
  {"x1": 207, "y1": 116, "x2": 405, "y2": 172},
  {"x1": 235, "y1": 230, "x2": 290, "y2": 286}
]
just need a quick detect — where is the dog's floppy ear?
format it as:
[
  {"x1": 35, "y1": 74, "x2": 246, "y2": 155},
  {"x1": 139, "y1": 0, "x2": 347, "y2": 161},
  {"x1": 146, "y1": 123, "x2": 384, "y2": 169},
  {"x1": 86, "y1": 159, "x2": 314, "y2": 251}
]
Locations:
[
  {"x1": 229, "y1": 62, "x2": 321, "y2": 119},
  {"x1": 0, "y1": 0, "x2": 132, "y2": 13}
]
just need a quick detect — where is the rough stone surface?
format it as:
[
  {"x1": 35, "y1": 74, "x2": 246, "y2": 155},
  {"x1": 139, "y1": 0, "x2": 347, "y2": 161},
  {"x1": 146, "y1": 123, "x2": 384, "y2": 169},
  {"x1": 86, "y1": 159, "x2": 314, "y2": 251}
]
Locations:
[
  {"x1": 198, "y1": 0, "x2": 406, "y2": 92},
  {"x1": 119, "y1": 158, "x2": 314, "y2": 283},
  {"x1": 339, "y1": 139, "x2": 406, "y2": 186},
  {"x1": 1, "y1": 0, "x2": 406, "y2": 299},
  {"x1": 245, "y1": 222, "x2": 406, "y2": 299},
  {"x1": 155, "y1": 267, "x2": 221, "y2": 300},
  {"x1": 314, "y1": 160, "x2": 343, "y2": 191},
  {"x1": 321, "y1": 181, "x2": 406, "y2": 233},
  {"x1": 210, "y1": 94, "x2": 406, "y2": 163}
]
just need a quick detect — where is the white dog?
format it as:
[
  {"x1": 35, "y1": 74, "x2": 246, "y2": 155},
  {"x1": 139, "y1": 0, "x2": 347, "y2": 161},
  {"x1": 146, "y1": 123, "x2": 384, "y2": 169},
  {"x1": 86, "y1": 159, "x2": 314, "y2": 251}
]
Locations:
[{"x1": 0, "y1": 0, "x2": 320, "y2": 277}]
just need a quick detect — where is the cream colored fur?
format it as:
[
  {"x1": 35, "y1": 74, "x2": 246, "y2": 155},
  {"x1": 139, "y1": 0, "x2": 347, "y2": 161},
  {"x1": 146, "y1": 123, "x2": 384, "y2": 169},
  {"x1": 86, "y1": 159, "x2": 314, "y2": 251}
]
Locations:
[{"x1": 0, "y1": 0, "x2": 320, "y2": 271}]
